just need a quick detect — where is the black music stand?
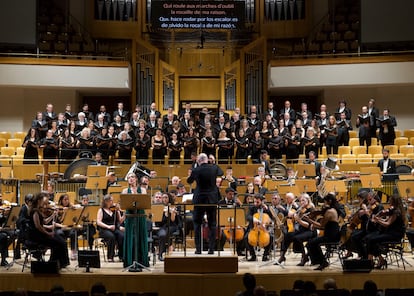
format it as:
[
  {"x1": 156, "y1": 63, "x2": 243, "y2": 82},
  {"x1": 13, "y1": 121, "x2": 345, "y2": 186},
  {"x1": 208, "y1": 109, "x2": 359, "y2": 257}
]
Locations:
[{"x1": 120, "y1": 194, "x2": 151, "y2": 272}]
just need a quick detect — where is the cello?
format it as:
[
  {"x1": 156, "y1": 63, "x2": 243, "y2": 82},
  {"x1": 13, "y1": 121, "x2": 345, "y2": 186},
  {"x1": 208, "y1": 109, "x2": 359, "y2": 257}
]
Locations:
[{"x1": 248, "y1": 208, "x2": 271, "y2": 248}]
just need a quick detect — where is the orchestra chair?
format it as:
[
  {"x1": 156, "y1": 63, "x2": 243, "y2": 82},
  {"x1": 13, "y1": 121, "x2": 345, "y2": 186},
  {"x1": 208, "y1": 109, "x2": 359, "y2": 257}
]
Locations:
[
  {"x1": 320, "y1": 241, "x2": 344, "y2": 267},
  {"x1": 384, "y1": 145, "x2": 398, "y2": 154},
  {"x1": 410, "y1": 137, "x2": 414, "y2": 146},
  {"x1": 403, "y1": 129, "x2": 414, "y2": 139},
  {"x1": 13, "y1": 131, "x2": 26, "y2": 141},
  {"x1": 348, "y1": 138, "x2": 359, "y2": 148},
  {"x1": 7, "y1": 138, "x2": 22, "y2": 148},
  {"x1": 357, "y1": 154, "x2": 372, "y2": 164},
  {"x1": 390, "y1": 153, "x2": 406, "y2": 163},
  {"x1": 394, "y1": 129, "x2": 403, "y2": 138},
  {"x1": 12, "y1": 155, "x2": 23, "y2": 165},
  {"x1": 16, "y1": 147, "x2": 25, "y2": 156},
  {"x1": 379, "y1": 236, "x2": 409, "y2": 270},
  {"x1": 0, "y1": 138, "x2": 6, "y2": 147},
  {"x1": 0, "y1": 132, "x2": 11, "y2": 141},
  {"x1": 337, "y1": 146, "x2": 351, "y2": 157},
  {"x1": 1, "y1": 147, "x2": 15, "y2": 157},
  {"x1": 341, "y1": 154, "x2": 356, "y2": 164},
  {"x1": 400, "y1": 145, "x2": 414, "y2": 156},
  {"x1": 384, "y1": 288, "x2": 414, "y2": 296},
  {"x1": 319, "y1": 146, "x2": 327, "y2": 158},
  {"x1": 348, "y1": 130, "x2": 357, "y2": 138},
  {"x1": 373, "y1": 154, "x2": 383, "y2": 163},
  {"x1": 406, "y1": 153, "x2": 414, "y2": 161},
  {"x1": 368, "y1": 145, "x2": 383, "y2": 156},
  {"x1": 21, "y1": 240, "x2": 50, "y2": 272},
  {"x1": 351, "y1": 146, "x2": 366, "y2": 156},
  {"x1": 370, "y1": 137, "x2": 378, "y2": 146},
  {"x1": 395, "y1": 137, "x2": 409, "y2": 147}
]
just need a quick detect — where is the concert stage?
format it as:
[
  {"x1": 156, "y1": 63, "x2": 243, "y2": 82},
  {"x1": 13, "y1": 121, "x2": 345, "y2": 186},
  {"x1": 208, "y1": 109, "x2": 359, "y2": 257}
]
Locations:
[{"x1": 0, "y1": 250, "x2": 414, "y2": 296}]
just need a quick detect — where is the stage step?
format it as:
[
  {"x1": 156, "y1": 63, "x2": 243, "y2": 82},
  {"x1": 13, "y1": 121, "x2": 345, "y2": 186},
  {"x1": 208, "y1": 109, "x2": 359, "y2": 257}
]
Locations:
[{"x1": 164, "y1": 255, "x2": 238, "y2": 273}]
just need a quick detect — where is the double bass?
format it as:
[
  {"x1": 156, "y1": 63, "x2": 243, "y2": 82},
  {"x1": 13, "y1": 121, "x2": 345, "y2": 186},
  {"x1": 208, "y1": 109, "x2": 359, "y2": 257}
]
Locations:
[{"x1": 248, "y1": 209, "x2": 271, "y2": 248}]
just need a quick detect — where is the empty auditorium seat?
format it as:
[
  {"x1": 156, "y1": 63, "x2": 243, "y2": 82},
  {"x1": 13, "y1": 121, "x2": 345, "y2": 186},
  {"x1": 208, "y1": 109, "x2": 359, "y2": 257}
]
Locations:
[{"x1": 352, "y1": 146, "x2": 366, "y2": 156}]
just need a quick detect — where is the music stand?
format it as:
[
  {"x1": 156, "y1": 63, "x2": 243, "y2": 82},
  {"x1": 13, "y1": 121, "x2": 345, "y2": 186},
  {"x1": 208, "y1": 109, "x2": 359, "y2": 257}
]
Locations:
[
  {"x1": 4, "y1": 205, "x2": 20, "y2": 229},
  {"x1": 218, "y1": 207, "x2": 246, "y2": 255},
  {"x1": 323, "y1": 180, "x2": 347, "y2": 193},
  {"x1": 79, "y1": 205, "x2": 99, "y2": 249},
  {"x1": 296, "y1": 164, "x2": 316, "y2": 178},
  {"x1": 120, "y1": 194, "x2": 151, "y2": 272},
  {"x1": 295, "y1": 179, "x2": 317, "y2": 193},
  {"x1": 85, "y1": 176, "x2": 108, "y2": 199},
  {"x1": 86, "y1": 165, "x2": 108, "y2": 177},
  {"x1": 277, "y1": 184, "x2": 300, "y2": 197},
  {"x1": 397, "y1": 181, "x2": 414, "y2": 199},
  {"x1": 0, "y1": 167, "x2": 12, "y2": 179},
  {"x1": 62, "y1": 207, "x2": 84, "y2": 227},
  {"x1": 360, "y1": 174, "x2": 382, "y2": 189},
  {"x1": 360, "y1": 167, "x2": 381, "y2": 175}
]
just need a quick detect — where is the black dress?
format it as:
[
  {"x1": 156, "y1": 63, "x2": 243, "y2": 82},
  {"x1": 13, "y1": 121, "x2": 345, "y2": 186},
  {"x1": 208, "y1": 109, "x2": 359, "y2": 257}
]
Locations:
[
  {"x1": 98, "y1": 208, "x2": 124, "y2": 260},
  {"x1": 28, "y1": 209, "x2": 69, "y2": 268},
  {"x1": 152, "y1": 137, "x2": 166, "y2": 164},
  {"x1": 134, "y1": 135, "x2": 151, "y2": 163},
  {"x1": 23, "y1": 136, "x2": 39, "y2": 164},
  {"x1": 168, "y1": 140, "x2": 182, "y2": 164}
]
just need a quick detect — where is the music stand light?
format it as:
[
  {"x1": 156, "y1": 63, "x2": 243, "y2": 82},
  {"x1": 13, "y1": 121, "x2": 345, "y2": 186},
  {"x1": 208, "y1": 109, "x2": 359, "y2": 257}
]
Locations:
[{"x1": 78, "y1": 250, "x2": 101, "y2": 272}]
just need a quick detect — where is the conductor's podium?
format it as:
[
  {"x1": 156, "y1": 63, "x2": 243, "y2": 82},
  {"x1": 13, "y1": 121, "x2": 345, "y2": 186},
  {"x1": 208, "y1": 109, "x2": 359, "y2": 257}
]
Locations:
[{"x1": 164, "y1": 255, "x2": 238, "y2": 273}]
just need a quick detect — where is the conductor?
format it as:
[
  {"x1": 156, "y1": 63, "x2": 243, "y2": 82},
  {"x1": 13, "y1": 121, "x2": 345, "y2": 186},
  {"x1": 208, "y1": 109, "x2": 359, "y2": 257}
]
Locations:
[{"x1": 187, "y1": 153, "x2": 224, "y2": 254}]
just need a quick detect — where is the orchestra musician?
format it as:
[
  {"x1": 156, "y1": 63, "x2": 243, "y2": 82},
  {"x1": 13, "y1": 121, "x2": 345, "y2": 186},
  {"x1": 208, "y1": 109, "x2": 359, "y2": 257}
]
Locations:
[
  {"x1": 27, "y1": 192, "x2": 70, "y2": 269},
  {"x1": 245, "y1": 194, "x2": 274, "y2": 262},
  {"x1": 157, "y1": 193, "x2": 181, "y2": 261},
  {"x1": 121, "y1": 172, "x2": 149, "y2": 268},
  {"x1": 306, "y1": 193, "x2": 341, "y2": 270},
  {"x1": 276, "y1": 193, "x2": 317, "y2": 266},
  {"x1": 56, "y1": 193, "x2": 82, "y2": 261},
  {"x1": 97, "y1": 194, "x2": 125, "y2": 262},
  {"x1": 0, "y1": 199, "x2": 15, "y2": 266},
  {"x1": 14, "y1": 194, "x2": 33, "y2": 260},
  {"x1": 364, "y1": 194, "x2": 407, "y2": 269},
  {"x1": 377, "y1": 148, "x2": 396, "y2": 175},
  {"x1": 342, "y1": 189, "x2": 370, "y2": 259}
]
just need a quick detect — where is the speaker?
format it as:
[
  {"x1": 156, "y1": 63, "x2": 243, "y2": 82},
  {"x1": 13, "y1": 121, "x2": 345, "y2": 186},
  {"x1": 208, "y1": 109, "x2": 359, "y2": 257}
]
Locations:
[
  {"x1": 31, "y1": 261, "x2": 60, "y2": 274},
  {"x1": 342, "y1": 259, "x2": 372, "y2": 273}
]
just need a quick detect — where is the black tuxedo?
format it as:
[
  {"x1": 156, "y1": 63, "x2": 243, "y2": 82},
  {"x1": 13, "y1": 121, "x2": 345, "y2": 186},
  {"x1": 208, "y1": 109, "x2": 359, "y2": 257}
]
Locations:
[
  {"x1": 280, "y1": 108, "x2": 296, "y2": 121},
  {"x1": 377, "y1": 158, "x2": 396, "y2": 174},
  {"x1": 178, "y1": 109, "x2": 195, "y2": 120},
  {"x1": 187, "y1": 163, "x2": 224, "y2": 253},
  {"x1": 113, "y1": 110, "x2": 129, "y2": 122}
]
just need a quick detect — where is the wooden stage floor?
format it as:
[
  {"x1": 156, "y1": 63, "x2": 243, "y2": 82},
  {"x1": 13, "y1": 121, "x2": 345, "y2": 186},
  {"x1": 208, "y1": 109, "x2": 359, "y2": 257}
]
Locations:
[{"x1": 1, "y1": 249, "x2": 414, "y2": 295}]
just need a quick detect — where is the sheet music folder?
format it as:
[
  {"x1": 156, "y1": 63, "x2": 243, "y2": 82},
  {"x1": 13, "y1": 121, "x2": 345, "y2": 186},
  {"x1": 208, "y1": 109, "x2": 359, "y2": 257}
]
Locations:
[{"x1": 119, "y1": 194, "x2": 151, "y2": 210}]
